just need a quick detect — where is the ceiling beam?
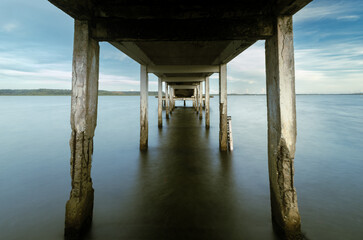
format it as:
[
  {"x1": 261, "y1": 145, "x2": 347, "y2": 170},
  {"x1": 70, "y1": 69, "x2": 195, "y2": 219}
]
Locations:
[
  {"x1": 162, "y1": 77, "x2": 205, "y2": 82},
  {"x1": 169, "y1": 85, "x2": 198, "y2": 90},
  {"x1": 149, "y1": 65, "x2": 219, "y2": 74},
  {"x1": 110, "y1": 42, "x2": 154, "y2": 66},
  {"x1": 92, "y1": 18, "x2": 273, "y2": 41},
  {"x1": 276, "y1": 0, "x2": 312, "y2": 15},
  {"x1": 212, "y1": 40, "x2": 256, "y2": 65},
  {"x1": 48, "y1": 0, "x2": 93, "y2": 20}
]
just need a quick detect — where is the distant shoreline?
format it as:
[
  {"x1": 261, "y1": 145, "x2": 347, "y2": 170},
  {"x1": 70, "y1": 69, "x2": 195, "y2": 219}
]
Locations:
[{"x1": 0, "y1": 89, "x2": 362, "y2": 96}]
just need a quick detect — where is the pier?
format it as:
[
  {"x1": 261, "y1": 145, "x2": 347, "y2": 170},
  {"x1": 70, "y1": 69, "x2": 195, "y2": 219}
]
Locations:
[{"x1": 48, "y1": 0, "x2": 312, "y2": 239}]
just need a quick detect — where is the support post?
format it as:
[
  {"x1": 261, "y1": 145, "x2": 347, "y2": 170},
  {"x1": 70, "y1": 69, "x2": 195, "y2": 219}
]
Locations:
[
  {"x1": 140, "y1": 65, "x2": 148, "y2": 150},
  {"x1": 193, "y1": 88, "x2": 197, "y2": 110},
  {"x1": 169, "y1": 86, "x2": 173, "y2": 114},
  {"x1": 196, "y1": 85, "x2": 199, "y2": 114},
  {"x1": 158, "y1": 77, "x2": 162, "y2": 128},
  {"x1": 265, "y1": 16, "x2": 301, "y2": 238},
  {"x1": 219, "y1": 64, "x2": 228, "y2": 151},
  {"x1": 165, "y1": 83, "x2": 170, "y2": 119},
  {"x1": 205, "y1": 77, "x2": 210, "y2": 129},
  {"x1": 199, "y1": 82, "x2": 203, "y2": 119},
  {"x1": 171, "y1": 87, "x2": 175, "y2": 111},
  {"x1": 65, "y1": 20, "x2": 99, "y2": 238},
  {"x1": 184, "y1": 100, "x2": 186, "y2": 107}
]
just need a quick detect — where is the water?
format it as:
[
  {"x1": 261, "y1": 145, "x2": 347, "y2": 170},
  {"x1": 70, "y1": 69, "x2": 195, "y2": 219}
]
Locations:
[{"x1": 0, "y1": 95, "x2": 362, "y2": 240}]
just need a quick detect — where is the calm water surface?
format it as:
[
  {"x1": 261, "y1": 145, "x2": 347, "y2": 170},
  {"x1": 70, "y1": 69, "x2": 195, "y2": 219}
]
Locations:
[{"x1": 0, "y1": 95, "x2": 362, "y2": 240}]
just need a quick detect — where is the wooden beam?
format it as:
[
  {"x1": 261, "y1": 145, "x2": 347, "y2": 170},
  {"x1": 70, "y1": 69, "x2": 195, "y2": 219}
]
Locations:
[
  {"x1": 92, "y1": 18, "x2": 273, "y2": 41},
  {"x1": 148, "y1": 65, "x2": 219, "y2": 74}
]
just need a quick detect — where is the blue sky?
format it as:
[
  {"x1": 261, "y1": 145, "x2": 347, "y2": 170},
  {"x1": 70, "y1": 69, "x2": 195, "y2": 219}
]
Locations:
[{"x1": 0, "y1": 0, "x2": 362, "y2": 94}]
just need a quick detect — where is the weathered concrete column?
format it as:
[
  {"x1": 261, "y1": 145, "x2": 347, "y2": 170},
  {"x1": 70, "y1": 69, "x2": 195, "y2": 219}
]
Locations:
[
  {"x1": 65, "y1": 20, "x2": 99, "y2": 238},
  {"x1": 158, "y1": 77, "x2": 162, "y2": 128},
  {"x1": 171, "y1": 87, "x2": 175, "y2": 111},
  {"x1": 140, "y1": 65, "x2": 148, "y2": 151},
  {"x1": 219, "y1": 64, "x2": 228, "y2": 151},
  {"x1": 193, "y1": 88, "x2": 197, "y2": 110},
  {"x1": 265, "y1": 16, "x2": 301, "y2": 238},
  {"x1": 196, "y1": 85, "x2": 199, "y2": 114},
  {"x1": 165, "y1": 83, "x2": 170, "y2": 119},
  {"x1": 205, "y1": 77, "x2": 210, "y2": 129},
  {"x1": 199, "y1": 82, "x2": 203, "y2": 119},
  {"x1": 168, "y1": 85, "x2": 172, "y2": 114}
]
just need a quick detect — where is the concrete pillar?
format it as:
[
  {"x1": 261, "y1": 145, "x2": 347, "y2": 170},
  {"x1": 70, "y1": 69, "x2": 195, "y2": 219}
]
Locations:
[
  {"x1": 196, "y1": 85, "x2": 199, "y2": 114},
  {"x1": 165, "y1": 83, "x2": 170, "y2": 119},
  {"x1": 205, "y1": 77, "x2": 210, "y2": 129},
  {"x1": 65, "y1": 20, "x2": 99, "y2": 238},
  {"x1": 169, "y1": 85, "x2": 173, "y2": 114},
  {"x1": 193, "y1": 88, "x2": 197, "y2": 110},
  {"x1": 140, "y1": 65, "x2": 148, "y2": 151},
  {"x1": 171, "y1": 88, "x2": 175, "y2": 111},
  {"x1": 158, "y1": 78, "x2": 162, "y2": 128},
  {"x1": 219, "y1": 64, "x2": 227, "y2": 151},
  {"x1": 184, "y1": 100, "x2": 186, "y2": 107},
  {"x1": 265, "y1": 16, "x2": 301, "y2": 238},
  {"x1": 199, "y1": 82, "x2": 203, "y2": 119}
]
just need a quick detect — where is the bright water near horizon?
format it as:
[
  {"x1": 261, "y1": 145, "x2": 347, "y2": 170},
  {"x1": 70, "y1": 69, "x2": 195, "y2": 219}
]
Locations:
[{"x1": 0, "y1": 95, "x2": 362, "y2": 240}]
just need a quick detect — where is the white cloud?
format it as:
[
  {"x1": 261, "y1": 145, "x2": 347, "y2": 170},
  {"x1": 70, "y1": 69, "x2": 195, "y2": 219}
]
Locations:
[
  {"x1": 294, "y1": 1, "x2": 363, "y2": 23},
  {"x1": 337, "y1": 15, "x2": 360, "y2": 21},
  {"x1": 1, "y1": 23, "x2": 18, "y2": 32}
]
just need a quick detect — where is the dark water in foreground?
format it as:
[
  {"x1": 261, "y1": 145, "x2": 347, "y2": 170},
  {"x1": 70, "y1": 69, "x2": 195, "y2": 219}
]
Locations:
[{"x1": 0, "y1": 95, "x2": 362, "y2": 240}]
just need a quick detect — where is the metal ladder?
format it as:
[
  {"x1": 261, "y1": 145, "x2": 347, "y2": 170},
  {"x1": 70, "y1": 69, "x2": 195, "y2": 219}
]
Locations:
[{"x1": 227, "y1": 116, "x2": 233, "y2": 151}]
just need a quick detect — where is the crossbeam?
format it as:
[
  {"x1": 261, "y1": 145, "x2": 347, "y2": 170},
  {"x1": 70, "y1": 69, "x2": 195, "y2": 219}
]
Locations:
[
  {"x1": 169, "y1": 85, "x2": 197, "y2": 90},
  {"x1": 149, "y1": 65, "x2": 219, "y2": 74},
  {"x1": 92, "y1": 18, "x2": 273, "y2": 41},
  {"x1": 163, "y1": 77, "x2": 205, "y2": 82}
]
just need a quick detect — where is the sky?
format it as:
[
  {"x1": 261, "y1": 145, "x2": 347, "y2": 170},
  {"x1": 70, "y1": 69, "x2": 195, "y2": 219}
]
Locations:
[{"x1": 0, "y1": 0, "x2": 362, "y2": 94}]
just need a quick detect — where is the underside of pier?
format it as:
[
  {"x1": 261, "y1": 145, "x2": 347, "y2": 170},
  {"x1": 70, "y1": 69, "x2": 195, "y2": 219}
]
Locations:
[{"x1": 48, "y1": 0, "x2": 312, "y2": 239}]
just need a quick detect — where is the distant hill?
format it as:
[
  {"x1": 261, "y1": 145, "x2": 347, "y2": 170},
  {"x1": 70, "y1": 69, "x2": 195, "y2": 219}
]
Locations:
[
  {"x1": 0, "y1": 89, "x2": 362, "y2": 96},
  {"x1": 0, "y1": 89, "x2": 159, "y2": 96}
]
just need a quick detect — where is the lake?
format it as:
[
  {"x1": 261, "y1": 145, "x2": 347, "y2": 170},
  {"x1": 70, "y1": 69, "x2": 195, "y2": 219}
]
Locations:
[{"x1": 0, "y1": 95, "x2": 362, "y2": 240}]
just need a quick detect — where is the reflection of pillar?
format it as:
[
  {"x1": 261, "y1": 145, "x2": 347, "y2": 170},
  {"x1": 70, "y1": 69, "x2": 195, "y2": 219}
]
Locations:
[
  {"x1": 199, "y1": 82, "x2": 203, "y2": 119},
  {"x1": 158, "y1": 78, "x2": 162, "y2": 128},
  {"x1": 65, "y1": 20, "x2": 99, "y2": 238},
  {"x1": 205, "y1": 77, "x2": 210, "y2": 129},
  {"x1": 265, "y1": 16, "x2": 301, "y2": 238},
  {"x1": 219, "y1": 64, "x2": 227, "y2": 151},
  {"x1": 165, "y1": 83, "x2": 169, "y2": 119},
  {"x1": 140, "y1": 65, "x2": 148, "y2": 151}
]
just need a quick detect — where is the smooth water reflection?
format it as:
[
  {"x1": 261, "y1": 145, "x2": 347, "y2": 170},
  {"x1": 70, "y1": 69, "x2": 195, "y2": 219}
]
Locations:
[
  {"x1": 0, "y1": 95, "x2": 362, "y2": 240},
  {"x1": 87, "y1": 106, "x2": 277, "y2": 240}
]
